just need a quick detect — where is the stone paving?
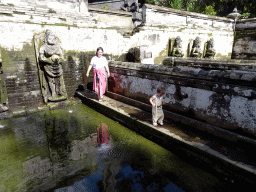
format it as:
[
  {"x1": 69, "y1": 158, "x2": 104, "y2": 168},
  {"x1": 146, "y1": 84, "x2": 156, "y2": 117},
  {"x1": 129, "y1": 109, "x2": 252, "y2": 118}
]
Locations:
[{"x1": 75, "y1": 89, "x2": 256, "y2": 186}]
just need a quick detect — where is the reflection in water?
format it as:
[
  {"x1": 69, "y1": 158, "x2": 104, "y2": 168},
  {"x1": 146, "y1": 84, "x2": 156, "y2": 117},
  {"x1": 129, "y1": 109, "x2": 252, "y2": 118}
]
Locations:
[{"x1": 0, "y1": 104, "x2": 237, "y2": 192}]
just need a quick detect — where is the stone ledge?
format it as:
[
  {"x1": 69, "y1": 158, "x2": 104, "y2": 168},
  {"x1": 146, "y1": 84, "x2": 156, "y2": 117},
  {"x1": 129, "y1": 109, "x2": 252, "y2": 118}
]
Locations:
[{"x1": 108, "y1": 60, "x2": 256, "y2": 87}]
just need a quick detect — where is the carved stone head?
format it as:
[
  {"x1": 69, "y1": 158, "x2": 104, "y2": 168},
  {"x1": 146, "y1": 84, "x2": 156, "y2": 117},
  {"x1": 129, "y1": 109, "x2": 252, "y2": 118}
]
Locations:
[
  {"x1": 207, "y1": 38, "x2": 214, "y2": 49},
  {"x1": 174, "y1": 36, "x2": 182, "y2": 47},
  {"x1": 193, "y1": 37, "x2": 201, "y2": 48},
  {"x1": 44, "y1": 29, "x2": 57, "y2": 45}
]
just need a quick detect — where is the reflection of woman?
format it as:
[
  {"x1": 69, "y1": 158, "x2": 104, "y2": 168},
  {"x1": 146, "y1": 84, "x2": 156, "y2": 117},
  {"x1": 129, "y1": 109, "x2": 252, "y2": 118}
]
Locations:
[
  {"x1": 86, "y1": 47, "x2": 110, "y2": 102},
  {"x1": 91, "y1": 122, "x2": 112, "y2": 150},
  {"x1": 97, "y1": 122, "x2": 110, "y2": 145}
]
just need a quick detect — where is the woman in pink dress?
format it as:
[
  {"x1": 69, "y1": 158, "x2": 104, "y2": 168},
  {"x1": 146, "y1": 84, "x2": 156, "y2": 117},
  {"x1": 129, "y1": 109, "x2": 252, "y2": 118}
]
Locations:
[{"x1": 86, "y1": 47, "x2": 110, "y2": 102}]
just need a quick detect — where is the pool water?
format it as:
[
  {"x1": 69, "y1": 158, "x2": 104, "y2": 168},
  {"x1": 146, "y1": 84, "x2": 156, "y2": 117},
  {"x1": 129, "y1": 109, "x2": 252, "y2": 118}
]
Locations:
[{"x1": 0, "y1": 104, "x2": 235, "y2": 192}]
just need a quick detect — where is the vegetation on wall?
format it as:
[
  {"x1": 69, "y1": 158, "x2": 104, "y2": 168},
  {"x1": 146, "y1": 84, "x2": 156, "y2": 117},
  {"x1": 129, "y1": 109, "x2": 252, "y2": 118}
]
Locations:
[{"x1": 140, "y1": 0, "x2": 254, "y2": 18}]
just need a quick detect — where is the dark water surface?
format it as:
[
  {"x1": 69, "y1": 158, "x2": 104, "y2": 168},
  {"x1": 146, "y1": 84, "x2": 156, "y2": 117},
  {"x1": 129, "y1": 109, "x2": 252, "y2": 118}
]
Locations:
[{"x1": 0, "y1": 104, "x2": 236, "y2": 192}]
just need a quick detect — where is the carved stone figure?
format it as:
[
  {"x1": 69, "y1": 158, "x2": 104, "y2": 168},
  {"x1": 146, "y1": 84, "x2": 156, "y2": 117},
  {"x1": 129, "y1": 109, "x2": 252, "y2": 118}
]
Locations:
[
  {"x1": 171, "y1": 36, "x2": 184, "y2": 57},
  {"x1": 126, "y1": 47, "x2": 141, "y2": 62},
  {"x1": 204, "y1": 38, "x2": 216, "y2": 58},
  {"x1": 190, "y1": 37, "x2": 202, "y2": 58},
  {"x1": 34, "y1": 30, "x2": 67, "y2": 103},
  {"x1": 121, "y1": 0, "x2": 140, "y2": 12}
]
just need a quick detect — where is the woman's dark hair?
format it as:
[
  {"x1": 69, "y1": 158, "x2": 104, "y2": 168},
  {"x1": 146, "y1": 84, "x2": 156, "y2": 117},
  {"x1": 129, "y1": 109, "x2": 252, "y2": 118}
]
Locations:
[
  {"x1": 96, "y1": 47, "x2": 104, "y2": 56},
  {"x1": 157, "y1": 86, "x2": 165, "y2": 95}
]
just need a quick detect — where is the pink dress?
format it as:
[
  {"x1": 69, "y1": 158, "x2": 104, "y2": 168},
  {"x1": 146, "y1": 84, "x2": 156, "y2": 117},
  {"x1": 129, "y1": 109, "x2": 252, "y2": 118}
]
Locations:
[
  {"x1": 93, "y1": 68, "x2": 106, "y2": 98},
  {"x1": 90, "y1": 56, "x2": 108, "y2": 98}
]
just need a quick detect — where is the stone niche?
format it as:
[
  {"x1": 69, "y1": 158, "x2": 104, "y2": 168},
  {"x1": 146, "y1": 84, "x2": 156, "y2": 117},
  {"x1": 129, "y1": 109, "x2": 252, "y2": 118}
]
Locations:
[{"x1": 34, "y1": 30, "x2": 67, "y2": 103}]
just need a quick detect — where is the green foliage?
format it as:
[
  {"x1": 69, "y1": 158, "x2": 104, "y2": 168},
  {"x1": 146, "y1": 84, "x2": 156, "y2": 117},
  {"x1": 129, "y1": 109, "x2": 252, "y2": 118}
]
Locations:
[
  {"x1": 142, "y1": 0, "x2": 254, "y2": 18},
  {"x1": 186, "y1": 0, "x2": 197, "y2": 12},
  {"x1": 240, "y1": 12, "x2": 250, "y2": 19},
  {"x1": 170, "y1": 0, "x2": 183, "y2": 10},
  {"x1": 145, "y1": 0, "x2": 157, "y2": 4},
  {"x1": 203, "y1": 5, "x2": 216, "y2": 16}
]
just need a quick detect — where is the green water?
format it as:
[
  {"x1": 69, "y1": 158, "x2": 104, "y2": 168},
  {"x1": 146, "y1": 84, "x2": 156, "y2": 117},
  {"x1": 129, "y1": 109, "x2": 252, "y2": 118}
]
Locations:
[{"x1": 0, "y1": 104, "x2": 234, "y2": 192}]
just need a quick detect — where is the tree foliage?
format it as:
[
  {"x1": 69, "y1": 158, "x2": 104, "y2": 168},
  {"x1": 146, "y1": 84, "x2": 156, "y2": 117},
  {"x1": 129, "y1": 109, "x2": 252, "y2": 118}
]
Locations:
[{"x1": 141, "y1": 0, "x2": 255, "y2": 18}]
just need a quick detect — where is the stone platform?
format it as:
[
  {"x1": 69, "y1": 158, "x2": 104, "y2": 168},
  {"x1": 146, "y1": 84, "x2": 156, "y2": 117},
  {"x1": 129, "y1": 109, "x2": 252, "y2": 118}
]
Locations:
[{"x1": 75, "y1": 89, "x2": 256, "y2": 187}]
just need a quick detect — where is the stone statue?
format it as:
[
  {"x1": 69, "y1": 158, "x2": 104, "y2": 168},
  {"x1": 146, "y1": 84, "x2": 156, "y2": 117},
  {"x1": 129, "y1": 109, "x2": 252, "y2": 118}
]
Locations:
[
  {"x1": 127, "y1": 47, "x2": 141, "y2": 62},
  {"x1": 190, "y1": 37, "x2": 202, "y2": 58},
  {"x1": 121, "y1": 0, "x2": 140, "y2": 12},
  {"x1": 171, "y1": 36, "x2": 184, "y2": 57},
  {"x1": 35, "y1": 30, "x2": 67, "y2": 103},
  {"x1": 204, "y1": 38, "x2": 216, "y2": 58}
]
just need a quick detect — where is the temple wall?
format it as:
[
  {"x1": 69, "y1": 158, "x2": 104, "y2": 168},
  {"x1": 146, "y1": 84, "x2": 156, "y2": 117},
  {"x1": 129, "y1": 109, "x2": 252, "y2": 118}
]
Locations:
[
  {"x1": 0, "y1": 1, "x2": 235, "y2": 112},
  {"x1": 108, "y1": 60, "x2": 256, "y2": 137},
  {"x1": 232, "y1": 18, "x2": 256, "y2": 60},
  {"x1": 137, "y1": 4, "x2": 234, "y2": 64},
  {"x1": 0, "y1": 2, "x2": 132, "y2": 111}
]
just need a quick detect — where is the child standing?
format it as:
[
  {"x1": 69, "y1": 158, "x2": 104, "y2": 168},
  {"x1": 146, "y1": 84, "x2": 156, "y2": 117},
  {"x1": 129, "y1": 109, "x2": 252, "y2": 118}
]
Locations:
[{"x1": 149, "y1": 87, "x2": 165, "y2": 127}]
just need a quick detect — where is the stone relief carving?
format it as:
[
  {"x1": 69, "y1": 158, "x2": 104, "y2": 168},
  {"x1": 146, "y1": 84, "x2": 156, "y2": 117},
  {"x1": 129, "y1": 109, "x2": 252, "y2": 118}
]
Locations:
[
  {"x1": 204, "y1": 38, "x2": 216, "y2": 58},
  {"x1": 190, "y1": 36, "x2": 202, "y2": 58},
  {"x1": 34, "y1": 30, "x2": 67, "y2": 103},
  {"x1": 171, "y1": 36, "x2": 184, "y2": 57}
]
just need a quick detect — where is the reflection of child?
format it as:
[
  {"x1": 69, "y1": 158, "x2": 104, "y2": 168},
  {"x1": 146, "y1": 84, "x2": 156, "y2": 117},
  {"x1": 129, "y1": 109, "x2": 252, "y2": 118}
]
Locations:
[{"x1": 149, "y1": 87, "x2": 165, "y2": 127}]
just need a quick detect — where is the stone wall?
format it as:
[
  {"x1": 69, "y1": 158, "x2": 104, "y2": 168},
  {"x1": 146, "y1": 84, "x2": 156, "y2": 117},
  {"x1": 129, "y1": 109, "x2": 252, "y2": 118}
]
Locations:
[
  {"x1": 137, "y1": 4, "x2": 234, "y2": 64},
  {"x1": 0, "y1": 1, "x2": 235, "y2": 111},
  {"x1": 108, "y1": 60, "x2": 256, "y2": 138},
  {"x1": 232, "y1": 18, "x2": 256, "y2": 60},
  {"x1": 0, "y1": 2, "x2": 132, "y2": 111}
]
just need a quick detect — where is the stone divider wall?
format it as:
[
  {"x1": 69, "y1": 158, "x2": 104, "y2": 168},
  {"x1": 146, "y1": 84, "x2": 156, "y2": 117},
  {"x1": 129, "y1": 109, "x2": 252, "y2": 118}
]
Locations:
[{"x1": 108, "y1": 60, "x2": 256, "y2": 138}]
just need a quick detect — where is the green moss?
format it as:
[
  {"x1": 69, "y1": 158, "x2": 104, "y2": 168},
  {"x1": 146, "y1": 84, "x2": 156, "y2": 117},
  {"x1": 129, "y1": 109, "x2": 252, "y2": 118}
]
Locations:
[
  {"x1": 195, "y1": 137, "x2": 201, "y2": 141},
  {"x1": 93, "y1": 19, "x2": 98, "y2": 24},
  {"x1": 59, "y1": 17, "x2": 67, "y2": 22},
  {"x1": 154, "y1": 42, "x2": 169, "y2": 65},
  {"x1": 215, "y1": 53, "x2": 231, "y2": 59},
  {"x1": 208, "y1": 33, "x2": 213, "y2": 37},
  {"x1": 13, "y1": 11, "x2": 25, "y2": 15},
  {"x1": 178, "y1": 28, "x2": 185, "y2": 32},
  {"x1": 0, "y1": 13, "x2": 13, "y2": 17},
  {"x1": 48, "y1": 8, "x2": 57, "y2": 14},
  {"x1": 25, "y1": 20, "x2": 34, "y2": 24},
  {"x1": 155, "y1": 25, "x2": 168, "y2": 29},
  {"x1": 0, "y1": 48, "x2": 16, "y2": 73}
]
